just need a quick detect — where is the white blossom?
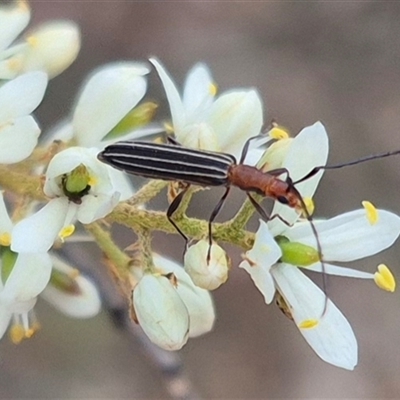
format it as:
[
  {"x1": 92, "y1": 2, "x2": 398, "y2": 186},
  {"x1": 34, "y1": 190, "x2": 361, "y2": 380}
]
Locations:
[
  {"x1": 0, "y1": 1, "x2": 80, "y2": 79},
  {"x1": 150, "y1": 58, "x2": 263, "y2": 160},
  {"x1": 240, "y1": 206, "x2": 400, "y2": 370},
  {"x1": 11, "y1": 147, "x2": 127, "y2": 253}
]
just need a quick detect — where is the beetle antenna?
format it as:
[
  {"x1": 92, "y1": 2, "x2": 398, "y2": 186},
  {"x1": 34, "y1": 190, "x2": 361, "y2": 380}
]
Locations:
[{"x1": 294, "y1": 148, "x2": 400, "y2": 185}]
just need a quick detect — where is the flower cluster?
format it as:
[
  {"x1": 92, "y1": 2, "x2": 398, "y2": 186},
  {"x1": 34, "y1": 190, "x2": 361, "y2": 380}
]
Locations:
[{"x1": 0, "y1": 0, "x2": 399, "y2": 373}]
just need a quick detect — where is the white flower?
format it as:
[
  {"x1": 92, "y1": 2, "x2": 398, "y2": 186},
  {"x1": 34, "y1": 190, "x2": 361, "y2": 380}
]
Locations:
[
  {"x1": 0, "y1": 191, "x2": 52, "y2": 343},
  {"x1": 239, "y1": 207, "x2": 400, "y2": 370},
  {"x1": 11, "y1": 147, "x2": 126, "y2": 253},
  {"x1": 0, "y1": 71, "x2": 47, "y2": 163},
  {"x1": 150, "y1": 58, "x2": 263, "y2": 159},
  {"x1": 0, "y1": 1, "x2": 80, "y2": 79},
  {"x1": 50, "y1": 62, "x2": 159, "y2": 148},
  {"x1": 132, "y1": 254, "x2": 215, "y2": 350},
  {"x1": 40, "y1": 256, "x2": 101, "y2": 318},
  {"x1": 239, "y1": 121, "x2": 400, "y2": 369},
  {"x1": 184, "y1": 240, "x2": 229, "y2": 290}
]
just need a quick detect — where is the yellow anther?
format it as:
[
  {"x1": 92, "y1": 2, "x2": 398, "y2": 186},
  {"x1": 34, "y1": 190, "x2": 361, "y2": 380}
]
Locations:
[
  {"x1": 18, "y1": 0, "x2": 30, "y2": 12},
  {"x1": 298, "y1": 319, "x2": 319, "y2": 329},
  {"x1": 0, "y1": 232, "x2": 12, "y2": 247},
  {"x1": 374, "y1": 264, "x2": 396, "y2": 292},
  {"x1": 88, "y1": 176, "x2": 97, "y2": 186},
  {"x1": 26, "y1": 35, "x2": 39, "y2": 47},
  {"x1": 31, "y1": 321, "x2": 41, "y2": 334},
  {"x1": 302, "y1": 197, "x2": 315, "y2": 217},
  {"x1": 24, "y1": 328, "x2": 35, "y2": 338},
  {"x1": 209, "y1": 82, "x2": 218, "y2": 96},
  {"x1": 163, "y1": 122, "x2": 174, "y2": 134},
  {"x1": 7, "y1": 57, "x2": 22, "y2": 72},
  {"x1": 68, "y1": 268, "x2": 80, "y2": 279},
  {"x1": 59, "y1": 224, "x2": 75, "y2": 241},
  {"x1": 269, "y1": 126, "x2": 290, "y2": 140},
  {"x1": 362, "y1": 200, "x2": 379, "y2": 225},
  {"x1": 9, "y1": 324, "x2": 25, "y2": 344}
]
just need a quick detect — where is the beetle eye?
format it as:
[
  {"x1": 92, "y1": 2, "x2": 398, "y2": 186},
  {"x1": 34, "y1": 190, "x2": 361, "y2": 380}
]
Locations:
[{"x1": 277, "y1": 195, "x2": 289, "y2": 205}]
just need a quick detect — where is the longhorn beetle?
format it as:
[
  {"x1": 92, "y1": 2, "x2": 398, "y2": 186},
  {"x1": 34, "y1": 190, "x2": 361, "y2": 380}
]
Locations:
[
  {"x1": 98, "y1": 133, "x2": 400, "y2": 321},
  {"x1": 97, "y1": 135, "x2": 317, "y2": 261}
]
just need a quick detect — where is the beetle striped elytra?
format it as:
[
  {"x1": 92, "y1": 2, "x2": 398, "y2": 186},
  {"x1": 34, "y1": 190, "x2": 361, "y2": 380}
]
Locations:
[{"x1": 98, "y1": 137, "x2": 313, "y2": 262}]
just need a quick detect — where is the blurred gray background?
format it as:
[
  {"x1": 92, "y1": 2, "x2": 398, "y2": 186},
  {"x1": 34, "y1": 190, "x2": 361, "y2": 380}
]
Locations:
[{"x1": 2, "y1": 1, "x2": 400, "y2": 398}]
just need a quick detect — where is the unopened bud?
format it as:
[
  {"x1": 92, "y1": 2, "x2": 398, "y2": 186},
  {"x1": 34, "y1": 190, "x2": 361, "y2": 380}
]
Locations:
[
  {"x1": 184, "y1": 240, "x2": 229, "y2": 290},
  {"x1": 133, "y1": 273, "x2": 189, "y2": 350},
  {"x1": 153, "y1": 254, "x2": 215, "y2": 338}
]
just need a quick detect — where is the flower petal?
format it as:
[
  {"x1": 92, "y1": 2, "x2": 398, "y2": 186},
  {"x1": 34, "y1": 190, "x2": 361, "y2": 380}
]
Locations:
[
  {"x1": 150, "y1": 58, "x2": 186, "y2": 134},
  {"x1": 0, "y1": 0, "x2": 30, "y2": 53},
  {"x1": 2, "y1": 252, "x2": 52, "y2": 301},
  {"x1": 20, "y1": 21, "x2": 80, "y2": 78},
  {"x1": 106, "y1": 166, "x2": 135, "y2": 201},
  {"x1": 269, "y1": 122, "x2": 329, "y2": 236},
  {"x1": 285, "y1": 209, "x2": 400, "y2": 262},
  {"x1": 272, "y1": 263, "x2": 357, "y2": 370},
  {"x1": 11, "y1": 198, "x2": 70, "y2": 253},
  {"x1": 178, "y1": 122, "x2": 220, "y2": 151},
  {"x1": 77, "y1": 192, "x2": 120, "y2": 223},
  {"x1": 182, "y1": 63, "x2": 214, "y2": 119},
  {"x1": 73, "y1": 62, "x2": 149, "y2": 146},
  {"x1": 0, "y1": 115, "x2": 40, "y2": 163},
  {"x1": 306, "y1": 262, "x2": 374, "y2": 279},
  {"x1": 238, "y1": 221, "x2": 281, "y2": 304},
  {"x1": 0, "y1": 71, "x2": 47, "y2": 122},
  {"x1": 208, "y1": 90, "x2": 263, "y2": 158}
]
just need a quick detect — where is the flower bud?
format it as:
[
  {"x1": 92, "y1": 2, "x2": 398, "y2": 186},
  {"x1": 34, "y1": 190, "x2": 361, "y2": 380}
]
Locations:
[
  {"x1": 153, "y1": 254, "x2": 215, "y2": 338},
  {"x1": 184, "y1": 240, "x2": 229, "y2": 290},
  {"x1": 133, "y1": 273, "x2": 189, "y2": 350}
]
